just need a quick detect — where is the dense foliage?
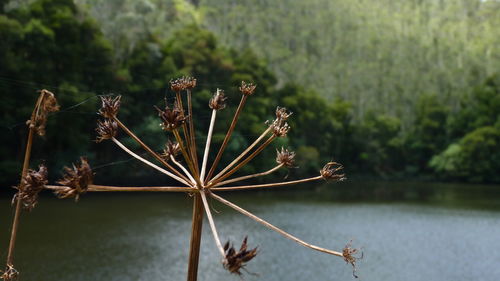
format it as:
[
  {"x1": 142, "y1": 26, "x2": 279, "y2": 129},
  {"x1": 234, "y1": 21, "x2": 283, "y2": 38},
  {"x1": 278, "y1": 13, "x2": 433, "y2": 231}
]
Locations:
[{"x1": 1, "y1": 0, "x2": 499, "y2": 187}]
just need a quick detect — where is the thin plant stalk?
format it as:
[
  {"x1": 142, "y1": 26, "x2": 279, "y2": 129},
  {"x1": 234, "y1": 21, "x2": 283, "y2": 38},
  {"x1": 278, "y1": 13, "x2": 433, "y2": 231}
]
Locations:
[
  {"x1": 200, "y1": 109, "x2": 217, "y2": 182},
  {"x1": 170, "y1": 156, "x2": 196, "y2": 185},
  {"x1": 114, "y1": 117, "x2": 189, "y2": 182},
  {"x1": 111, "y1": 137, "x2": 191, "y2": 186},
  {"x1": 175, "y1": 92, "x2": 195, "y2": 172},
  {"x1": 45, "y1": 184, "x2": 193, "y2": 192},
  {"x1": 209, "y1": 126, "x2": 272, "y2": 184},
  {"x1": 187, "y1": 194, "x2": 204, "y2": 281},
  {"x1": 214, "y1": 164, "x2": 284, "y2": 187},
  {"x1": 212, "y1": 176, "x2": 323, "y2": 191},
  {"x1": 187, "y1": 89, "x2": 199, "y2": 174},
  {"x1": 172, "y1": 129, "x2": 202, "y2": 187},
  {"x1": 200, "y1": 190, "x2": 225, "y2": 257},
  {"x1": 211, "y1": 193, "x2": 343, "y2": 258},
  {"x1": 205, "y1": 95, "x2": 248, "y2": 182},
  {"x1": 209, "y1": 135, "x2": 276, "y2": 187}
]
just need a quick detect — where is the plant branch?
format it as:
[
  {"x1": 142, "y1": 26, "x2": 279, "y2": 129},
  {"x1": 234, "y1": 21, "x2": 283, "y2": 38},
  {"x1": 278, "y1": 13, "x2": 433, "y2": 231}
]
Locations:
[
  {"x1": 172, "y1": 129, "x2": 202, "y2": 187},
  {"x1": 212, "y1": 176, "x2": 323, "y2": 191},
  {"x1": 200, "y1": 190, "x2": 226, "y2": 257},
  {"x1": 210, "y1": 193, "x2": 343, "y2": 258},
  {"x1": 45, "y1": 184, "x2": 193, "y2": 193},
  {"x1": 187, "y1": 194, "x2": 204, "y2": 281},
  {"x1": 187, "y1": 89, "x2": 200, "y2": 174},
  {"x1": 200, "y1": 109, "x2": 217, "y2": 183},
  {"x1": 170, "y1": 156, "x2": 196, "y2": 185},
  {"x1": 214, "y1": 164, "x2": 284, "y2": 187}
]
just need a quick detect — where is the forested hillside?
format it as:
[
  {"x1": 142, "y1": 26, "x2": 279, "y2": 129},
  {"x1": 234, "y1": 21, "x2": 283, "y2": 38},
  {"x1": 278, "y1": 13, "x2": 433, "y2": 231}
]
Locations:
[{"x1": 1, "y1": 0, "x2": 499, "y2": 186}]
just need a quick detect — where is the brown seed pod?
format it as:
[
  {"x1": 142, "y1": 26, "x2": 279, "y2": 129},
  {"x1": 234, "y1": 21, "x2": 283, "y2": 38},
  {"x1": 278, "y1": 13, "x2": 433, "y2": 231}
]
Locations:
[
  {"x1": 239, "y1": 81, "x2": 257, "y2": 96},
  {"x1": 27, "y1": 89, "x2": 60, "y2": 136},
  {"x1": 154, "y1": 100, "x2": 188, "y2": 131},
  {"x1": 275, "y1": 106, "x2": 292, "y2": 121},
  {"x1": 161, "y1": 139, "x2": 181, "y2": 160},
  {"x1": 276, "y1": 147, "x2": 296, "y2": 168},
  {"x1": 98, "y1": 95, "x2": 121, "y2": 119},
  {"x1": 320, "y1": 162, "x2": 346, "y2": 181},
  {"x1": 342, "y1": 240, "x2": 363, "y2": 278},
  {"x1": 223, "y1": 236, "x2": 258, "y2": 275},
  {"x1": 56, "y1": 157, "x2": 93, "y2": 201},
  {"x1": 170, "y1": 76, "x2": 197, "y2": 92},
  {"x1": 12, "y1": 165, "x2": 48, "y2": 211},
  {"x1": 0, "y1": 264, "x2": 19, "y2": 281},
  {"x1": 95, "y1": 119, "x2": 118, "y2": 143},
  {"x1": 209, "y1": 89, "x2": 227, "y2": 110},
  {"x1": 271, "y1": 120, "x2": 290, "y2": 137}
]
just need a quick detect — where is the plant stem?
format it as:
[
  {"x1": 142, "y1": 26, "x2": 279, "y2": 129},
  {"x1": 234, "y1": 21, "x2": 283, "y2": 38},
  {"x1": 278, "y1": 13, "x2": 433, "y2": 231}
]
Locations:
[
  {"x1": 210, "y1": 193, "x2": 343, "y2": 258},
  {"x1": 187, "y1": 194, "x2": 204, "y2": 281},
  {"x1": 200, "y1": 190, "x2": 225, "y2": 257},
  {"x1": 214, "y1": 164, "x2": 284, "y2": 187},
  {"x1": 114, "y1": 117, "x2": 189, "y2": 183},
  {"x1": 173, "y1": 129, "x2": 202, "y2": 187},
  {"x1": 187, "y1": 89, "x2": 199, "y2": 174},
  {"x1": 209, "y1": 126, "x2": 272, "y2": 184},
  {"x1": 200, "y1": 109, "x2": 217, "y2": 182},
  {"x1": 45, "y1": 184, "x2": 193, "y2": 192},
  {"x1": 205, "y1": 95, "x2": 248, "y2": 181},
  {"x1": 170, "y1": 156, "x2": 196, "y2": 185},
  {"x1": 212, "y1": 176, "x2": 323, "y2": 191},
  {"x1": 112, "y1": 137, "x2": 191, "y2": 186}
]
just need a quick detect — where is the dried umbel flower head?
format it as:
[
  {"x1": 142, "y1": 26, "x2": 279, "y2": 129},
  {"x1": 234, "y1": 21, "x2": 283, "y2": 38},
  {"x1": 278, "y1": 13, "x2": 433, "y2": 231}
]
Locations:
[
  {"x1": 276, "y1": 147, "x2": 296, "y2": 168},
  {"x1": 13, "y1": 165, "x2": 48, "y2": 211},
  {"x1": 56, "y1": 158, "x2": 93, "y2": 201},
  {"x1": 275, "y1": 106, "x2": 292, "y2": 121},
  {"x1": 239, "y1": 81, "x2": 257, "y2": 96},
  {"x1": 98, "y1": 95, "x2": 121, "y2": 119},
  {"x1": 223, "y1": 237, "x2": 258, "y2": 275},
  {"x1": 320, "y1": 162, "x2": 346, "y2": 181},
  {"x1": 0, "y1": 264, "x2": 19, "y2": 281},
  {"x1": 162, "y1": 140, "x2": 181, "y2": 160},
  {"x1": 154, "y1": 100, "x2": 188, "y2": 131},
  {"x1": 271, "y1": 120, "x2": 291, "y2": 137},
  {"x1": 343, "y1": 240, "x2": 363, "y2": 278},
  {"x1": 170, "y1": 76, "x2": 197, "y2": 92},
  {"x1": 95, "y1": 119, "x2": 118, "y2": 143},
  {"x1": 209, "y1": 89, "x2": 227, "y2": 110},
  {"x1": 27, "y1": 89, "x2": 60, "y2": 136}
]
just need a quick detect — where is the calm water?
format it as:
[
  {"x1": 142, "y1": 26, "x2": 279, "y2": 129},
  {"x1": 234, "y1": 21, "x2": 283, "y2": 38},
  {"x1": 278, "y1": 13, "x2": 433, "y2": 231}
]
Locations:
[{"x1": 1, "y1": 181, "x2": 500, "y2": 281}]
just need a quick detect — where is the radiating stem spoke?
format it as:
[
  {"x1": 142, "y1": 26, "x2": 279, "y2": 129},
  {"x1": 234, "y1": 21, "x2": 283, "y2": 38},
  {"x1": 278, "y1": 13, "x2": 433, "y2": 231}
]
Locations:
[
  {"x1": 212, "y1": 176, "x2": 323, "y2": 191},
  {"x1": 214, "y1": 164, "x2": 284, "y2": 187}
]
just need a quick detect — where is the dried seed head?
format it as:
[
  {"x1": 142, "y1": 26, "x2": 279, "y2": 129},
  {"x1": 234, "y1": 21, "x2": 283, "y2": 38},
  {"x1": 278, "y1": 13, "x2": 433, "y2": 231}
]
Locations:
[
  {"x1": 239, "y1": 81, "x2": 257, "y2": 96},
  {"x1": 223, "y1": 236, "x2": 258, "y2": 275},
  {"x1": 161, "y1": 140, "x2": 181, "y2": 160},
  {"x1": 342, "y1": 240, "x2": 363, "y2": 278},
  {"x1": 1, "y1": 264, "x2": 19, "y2": 281},
  {"x1": 98, "y1": 95, "x2": 121, "y2": 119},
  {"x1": 154, "y1": 99, "x2": 188, "y2": 131},
  {"x1": 276, "y1": 147, "x2": 296, "y2": 168},
  {"x1": 95, "y1": 119, "x2": 118, "y2": 143},
  {"x1": 27, "y1": 89, "x2": 60, "y2": 136},
  {"x1": 170, "y1": 76, "x2": 197, "y2": 92},
  {"x1": 12, "y1": 165, "x2": 48, "y2": 211},
  {"x1": 56, "y1": 157, "x2": 93, "y2": 201},
  {"x1": 275, "y1": 106, "x2": 292, "y2": 121},
  {"x1": 320, "y1": 162, "x2": 346, "y2": 181},
  {"x1": 271, "y1": 120, "x2": 290, "y2": 137},
  {"x1": 209, "y1": 89, "x2": 227, "y2": 110}
]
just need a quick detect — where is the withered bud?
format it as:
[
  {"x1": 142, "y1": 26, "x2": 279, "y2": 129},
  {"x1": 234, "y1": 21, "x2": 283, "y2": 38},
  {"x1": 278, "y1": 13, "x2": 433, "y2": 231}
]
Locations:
[
  {"x1": 320, "y1": 162, "x2": 346, "y2": 181},
  {"x1": 343, "y1": 240, "x2": 363, "y2": 278},
  {"x1": 98, "y1": 95, "x2": 121, "y2": 119},
  {"x1": 223, "y1": 237, "x2": 258, "y2": 276},
  {"x1": 271, "y1": 120, "x2": 290, "y2": 137},
  {"x1": 12, "y1": 165, "x2": 48, "y2": 211},
  {"x1": 27, "y1": 89, "x2": 60, "y2": 136},
  {"x1": 170, "y1": 76, "x2": 197, "y2": 92},
  {"x1": 161, "y1": 140, "x2": 181, "y2": 160},
  {"x1": 276, "y1": 107, "x2": 292, "y2": 121},
  {"x1": 209, "y1": 89, "x2": 227, "y2": 110},
  {"x1": 56, "y1": 157, "x2": 93, "y2": 201},
  {"x1": 96, "y1": 119, "x2": 118, "y2": 143},
  {"x1": 154, "y1": 100, "x2": 188, "y2": 131},
  {"x1": 239, "y1": 81, "x2": 257, "y2": 96},
  {"x1": 276, "y1": 147, "x2": 296, "y2": 168},
  {"x1": 1, "y1": 264, "x2": 19, "y2": 281}
]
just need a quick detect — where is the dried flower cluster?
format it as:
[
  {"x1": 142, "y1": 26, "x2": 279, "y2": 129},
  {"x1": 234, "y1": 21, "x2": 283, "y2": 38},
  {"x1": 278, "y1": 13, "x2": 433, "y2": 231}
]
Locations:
[
  {"x1": 12, "y1": 165, "x2": 48, "y2": 211},
  {"x1": 343, "y1": 240, "x2": 363, "y2": 278},
  {"x1": 0, "y1": 264, "x2": 18, "y2": 281},
  {"x1": 223, "y1": 237, "x2": 258, "y2": 275},
  {"x1": 55, "y1": 158, "x2": 93, "y2": 201}
]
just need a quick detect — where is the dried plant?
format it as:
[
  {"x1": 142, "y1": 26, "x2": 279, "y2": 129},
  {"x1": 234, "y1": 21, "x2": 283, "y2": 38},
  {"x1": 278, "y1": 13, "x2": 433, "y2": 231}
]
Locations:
[
  {"x1": 12, "y1": 165, "x2": 48, "y2": 211},
  {"x1": 5, "y1": 80, "x2": 362, "y2": 281}
]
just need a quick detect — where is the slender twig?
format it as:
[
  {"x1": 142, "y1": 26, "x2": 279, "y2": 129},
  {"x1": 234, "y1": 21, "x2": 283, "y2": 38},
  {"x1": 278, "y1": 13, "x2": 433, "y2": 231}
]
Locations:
[
  {"x1": 45, "y1": 184, "x2": 193, "y2": 192},
  {"x1": 209, "y1": 135, "x2": 276, "y2": 187},
  {"x1": 187, "y1": 89, "x2": 199, "y2": 174},
  {"x1": 200, "y1": 190, "x2": 226, "y2": 257},
  {"x1": 200, "y1": 109, "x2": 217, "y2": 182},
  {"x1": 212, "y1": 176, "x2": 323, "y2": 191},
  {"x1": 205, "y1": 95, "x2": 248, "y2": 181},
  {"x1": 210, "y1": 193, "x2": 343, "y2": 258},
  {"x1": 114, "y1": 117, "x2": 189, "y2": 182},
  {"x1": 209, "y1": 126, "x2": 272, "y2": 184},
  {"x1": 176, "y1": 92, "x2": 195, "y2": 172},
  {"x1": 112, "y1": 137, "x2": 191, "y2": 186},
  {"x1": 187, "y1": 194, "x2": 204, "y2": 281},
  {"x1": 214, "y1": 164, "x2": 284, "y2": 187},
  {"x1": 172, "y1": 129, "x2": 202, "y2": 187},
  {"x1": 170, "y1": 156, "x2": 196, "y2": 185}
]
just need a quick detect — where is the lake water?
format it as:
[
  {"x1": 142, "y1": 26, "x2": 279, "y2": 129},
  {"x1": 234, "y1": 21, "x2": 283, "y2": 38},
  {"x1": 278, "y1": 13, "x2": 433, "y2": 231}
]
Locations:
[{"x1": 1, "y1": 181, "x2": 499, "y2": 281}]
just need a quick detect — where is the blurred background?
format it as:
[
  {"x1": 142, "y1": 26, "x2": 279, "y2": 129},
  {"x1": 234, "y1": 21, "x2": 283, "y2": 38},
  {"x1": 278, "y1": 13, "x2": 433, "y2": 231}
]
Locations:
[{"x1": 1, "y1": 0, "x2": 499, "y2": 280}]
